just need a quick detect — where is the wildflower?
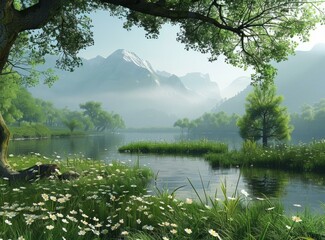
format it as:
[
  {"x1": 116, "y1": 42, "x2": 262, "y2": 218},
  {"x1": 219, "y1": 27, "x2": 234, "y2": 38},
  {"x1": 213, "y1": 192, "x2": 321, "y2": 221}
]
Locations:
[
  {"x1": 143, "y1": 225, "x2": 154, "y2": 231},
  {"x1": 57, "y1": 198, "x2": 67, "y2": 203},
  {"x1": 18, "y1": 237, "x2": 25, "y2": 240},
  {"x1": 185, "y1": 198, "x2": 193, "y2": 204},
  {"x1": 170, "y1": 229, "x2": 177, "y2": 234},
  {"x1": 121, "y1": 231, "x2": 129, "y2": 236},
  {"x1": 241, "y1": 189, "x2": 249, "y2": 197},
  {"x1": 70, "y1": 210, "x2": 77, "y2": 215},
  {"x1": 285, "y1": 225, "x2": 291, "y2": 230},
  {"x1": 49, "y1": 213, "x2": 57, "y2": 221},
  {"x1": 46, "y1": 225, "x2": 54, "y2": 230},
  {"x1": 170, "y1": 223, "x2": 178, "y2": 227},
  {"x1": 62, "y1": 219, "x2": 69, "y2": 224},
  {"x1": 50, "y1": 196, "x2": 57, "y2": 202},
  {"x1": 136, "y1": 219, "x2": 141, "y2": 224},
  {"x1": 208, "y1": 229, "x2": 222, "y2": 239},
  {"x1": 62, "y1": 227, "x2": 67, "y2": 232},
  {"x1": 97, "y1": 176, "x2": 103, "y2": 180},
  {"x1": 78, "y1": 230, "x2": 86, "y2": 235},
  {"x1": 266, "y1": 207, "x2": 275, "y2": 211},
  {"x1": 162, "y1": 237, "x2": 169, "y2": 240},
  {"x1": 185, "y1": 228, "x2": 192, "y2": 234},
  {"x1": 292, "y1": 216, "x2": 302, "y2": 223},
  {"x1": 5, "y1": 219, "x2": 12, "y2": 225},
  {"x1": 25, "y1": 217, "x2": 35, "y2": 225},
  {"x1": 9, "y1": 154, "x2": 14, "y2": 157}
]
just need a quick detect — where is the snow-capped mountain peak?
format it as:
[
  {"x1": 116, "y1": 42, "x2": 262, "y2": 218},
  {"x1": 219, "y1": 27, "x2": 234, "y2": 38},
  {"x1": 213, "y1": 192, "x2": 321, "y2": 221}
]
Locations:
[{"x1": 112, "y1": 49, "x2": 156, "y2": 74}]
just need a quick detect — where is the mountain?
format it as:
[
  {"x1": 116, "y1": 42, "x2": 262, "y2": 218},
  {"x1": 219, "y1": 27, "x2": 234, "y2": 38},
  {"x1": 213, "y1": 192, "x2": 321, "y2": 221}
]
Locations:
[
  {"x1": 221, "y1": 76, "x2": 250, "y2": 99},
  {"x1": 215, "y1": 48, "x2": 325, "y2": 114},
  {"x1": 29, "y1": 49, "x2": 222, "y2": 127},
  {"x1": 180, "y1": 72, "x2": 221, "y2": 100}
]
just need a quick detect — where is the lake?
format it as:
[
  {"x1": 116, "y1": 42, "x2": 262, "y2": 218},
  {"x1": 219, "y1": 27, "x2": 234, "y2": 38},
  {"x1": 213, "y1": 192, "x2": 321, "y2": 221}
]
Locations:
[{"x1": 8, "y1": 132, "x2": 325, "y2": 213}]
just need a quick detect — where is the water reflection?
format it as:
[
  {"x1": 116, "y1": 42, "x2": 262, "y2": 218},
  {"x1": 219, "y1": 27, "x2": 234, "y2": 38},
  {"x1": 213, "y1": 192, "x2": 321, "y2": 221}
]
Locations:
[{"x1": 241, "y1": 168, "x2": 288, "y2": 198}]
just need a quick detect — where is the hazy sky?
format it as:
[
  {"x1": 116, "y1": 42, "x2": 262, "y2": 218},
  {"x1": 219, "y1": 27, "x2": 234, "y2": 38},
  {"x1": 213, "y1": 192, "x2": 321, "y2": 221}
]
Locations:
[{"x1": 79, "y1": 11, "x2": 325, "y2": 89}]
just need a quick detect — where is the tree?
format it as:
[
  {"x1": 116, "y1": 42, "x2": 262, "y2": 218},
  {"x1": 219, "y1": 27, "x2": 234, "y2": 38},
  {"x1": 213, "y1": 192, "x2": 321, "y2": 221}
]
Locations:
[
  {"x1": 173, "y1": 118, "x2": 190, "y2": 134},
  {"x1": 0, "y1": 71, "x2": 22, "y2": 124},
  {"x1": 0, "y1": 0, "x2": 322, "y2": 180},
  {"x1": 237, "y1": 84, "x2": 293, "y2": 147},
  {"x1": 12, "y1": 87, "x2": 44, "y2": 124},
  {"x1": 63, "y1": 119, "x2": 81, "y2": 133},
  {"x1": 80, "y1": 101, "x2": 125, "y2": 132}
]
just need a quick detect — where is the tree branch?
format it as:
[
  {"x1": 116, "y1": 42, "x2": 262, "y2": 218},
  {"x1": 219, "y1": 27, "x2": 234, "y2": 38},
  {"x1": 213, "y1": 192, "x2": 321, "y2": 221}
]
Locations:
[
  {"x1": 13, "y1": 0, "x2": 63, "y2": 31},
  {"x1": 102, "y1": 0, "x2": 242, "y2": 35}
]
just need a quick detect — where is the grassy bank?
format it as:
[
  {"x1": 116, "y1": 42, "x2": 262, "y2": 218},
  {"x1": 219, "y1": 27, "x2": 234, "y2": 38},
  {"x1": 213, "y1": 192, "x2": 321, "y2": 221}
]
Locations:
[
  {"x1": 205, "y1": 140, "x2": 325, "y2": 173},
  {"x1": 119, "y1": 140, "x2": 325, "y2": 173},
  {"x1": 118, "y1": 140, "x2": 228, "y2": 155},
  {"x1": 1, "y1": 155, "x2": 325, "y2": 239},
  {"x1": 10, "y1": 125, "x2": 85, "y2": 139}
]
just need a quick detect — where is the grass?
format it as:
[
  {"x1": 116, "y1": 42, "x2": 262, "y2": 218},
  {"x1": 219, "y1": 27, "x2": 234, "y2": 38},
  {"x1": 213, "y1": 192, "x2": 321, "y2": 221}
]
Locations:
[
  {"x1": 1, "y1": 153, "x2": 325, "y2": 239},
  {"x1": 205, "y1": 140, "x2": 325, "y2": 173},
  {"x1": 118, "y1": 140, "x2": 228, "y2": 155},
  {"x1": 119, "y1": 139, "x2": 325, "y2": 173},
  {"x1": 10, "y1": 125, "x2": 85, "y2": 139}
]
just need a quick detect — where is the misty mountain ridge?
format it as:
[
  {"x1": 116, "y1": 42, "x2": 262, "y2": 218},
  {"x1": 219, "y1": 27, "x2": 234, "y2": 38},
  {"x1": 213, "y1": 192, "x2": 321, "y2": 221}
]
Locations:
[
  {"x1": 29, "y1": 49, "x2": 223, "y2": 127},
  {"x1": 215, "y1": 48, "x2": 325, "y2": 114}
]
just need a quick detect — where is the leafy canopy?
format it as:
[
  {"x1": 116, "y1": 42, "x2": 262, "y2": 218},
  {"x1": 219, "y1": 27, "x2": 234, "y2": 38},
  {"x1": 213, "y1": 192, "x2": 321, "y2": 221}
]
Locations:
[{"x1": 5, "y1": 0, "x2": 324, "y2": 84}]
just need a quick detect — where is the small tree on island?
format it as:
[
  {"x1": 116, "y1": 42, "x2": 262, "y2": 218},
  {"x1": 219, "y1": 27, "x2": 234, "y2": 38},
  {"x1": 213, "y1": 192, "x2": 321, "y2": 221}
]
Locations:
[{"x1": 237, "y1": 83, "x2": 293, "y2": 147}]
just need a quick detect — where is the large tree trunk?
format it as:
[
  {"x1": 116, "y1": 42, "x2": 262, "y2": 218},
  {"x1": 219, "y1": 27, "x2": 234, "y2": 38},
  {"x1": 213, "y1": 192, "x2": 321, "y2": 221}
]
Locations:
[
  {"x1": 0, "y1": 1, "x2": 71, "y2": 181},
  {"x1": 0, "y1": 113, "x2": 61, "y2": 181}
]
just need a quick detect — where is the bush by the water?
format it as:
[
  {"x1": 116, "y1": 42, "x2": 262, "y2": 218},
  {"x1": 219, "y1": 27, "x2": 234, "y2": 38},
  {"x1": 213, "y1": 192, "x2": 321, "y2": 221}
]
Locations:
[{"x1": 1, "y1": 154, "x2": 324, "y2": 239}]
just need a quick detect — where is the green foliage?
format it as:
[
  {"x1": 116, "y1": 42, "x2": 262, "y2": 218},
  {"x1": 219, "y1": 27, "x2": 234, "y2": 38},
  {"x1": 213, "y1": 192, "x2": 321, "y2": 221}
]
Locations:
[
  {"x1": 291, "y1": 99, "x2": 325, "y2": 139},
  {"x1": 237, "y1": 83, "x2": 293, "y2": 147},
  {"x1": 62, "y1": 119, "x2": 82, "y2": 133},
  {"x1": 12, "y1": 88, "x2": 45, "y2": 124},
  {"x1": 80, "y1": 101, "x2": 125, "y2": 132},
  {"x1": 204, "y1": 140, "x2": 325, "y2": 172},
  {"x1": 1, "y1": 155, "x2": 324, "y2": 239},
  {"x1": 173, "y1": 118, "x2": 190, "y2": 133},
  {"x1": 174, "y1": 112, "x2": 239, "y2": 137},
  {"x1": 119, "y1": 140, "x2": 228, "y2": 155},
  {"x1": 10, "y1": 124, "x2": 51, "y2": 139},
  {"x1": 110, "y1": 1, "x2": 322, "y2": 82},
  {"x1": 0, "y1": 70, "x2": 23, "y2": 123}
]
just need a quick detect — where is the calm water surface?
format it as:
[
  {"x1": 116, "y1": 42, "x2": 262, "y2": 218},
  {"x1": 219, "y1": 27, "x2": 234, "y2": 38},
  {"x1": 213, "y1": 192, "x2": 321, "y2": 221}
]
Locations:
[{"x1": 9, "y1": 132, "x2": 325, "y2": 213}]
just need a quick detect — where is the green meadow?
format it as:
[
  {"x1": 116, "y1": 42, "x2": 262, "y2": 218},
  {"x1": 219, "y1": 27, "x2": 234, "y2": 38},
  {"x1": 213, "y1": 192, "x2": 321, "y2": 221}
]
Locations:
[{"x1": 1, "y1": 152, "x2": 324, "y2": 239}]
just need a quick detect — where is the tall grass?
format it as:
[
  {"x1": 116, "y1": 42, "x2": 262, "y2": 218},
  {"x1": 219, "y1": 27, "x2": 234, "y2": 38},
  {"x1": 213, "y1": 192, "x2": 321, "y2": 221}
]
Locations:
[
  {"x1": 1, "y1": 153, "x2": 324, "y2": 239},
  {"x1": 118, "y1": 140, "x2": 228, "y2": 155},
  {"x1": 205, "y1": 140, "x2": 325, "y2": 172}
]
